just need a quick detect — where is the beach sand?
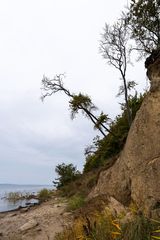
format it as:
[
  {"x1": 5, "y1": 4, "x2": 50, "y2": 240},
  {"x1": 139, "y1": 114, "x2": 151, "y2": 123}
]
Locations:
[{"x1": 0, "y1": 197, "x2": 72, "y2": 240}]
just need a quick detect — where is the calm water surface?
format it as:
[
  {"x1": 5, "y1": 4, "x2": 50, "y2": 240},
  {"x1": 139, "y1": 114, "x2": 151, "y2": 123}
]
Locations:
[{"x1": 0, "y1": 184, "x2": 53, "y2": 212}]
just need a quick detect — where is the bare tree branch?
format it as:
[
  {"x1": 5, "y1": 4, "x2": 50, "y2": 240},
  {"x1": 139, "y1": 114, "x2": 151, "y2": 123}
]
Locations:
[
  {"x1": 41, "y1": 74, "x2": 115, "y2": 137},
  {"x1": 100, "y1": 19, "x2": 135, "y2": 126}
]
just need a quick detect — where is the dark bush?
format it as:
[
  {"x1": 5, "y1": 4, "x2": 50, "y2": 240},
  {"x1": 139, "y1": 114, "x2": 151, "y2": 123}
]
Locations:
[{"x1": 53, "y1": 163, "x2": 81, "y2": 189}]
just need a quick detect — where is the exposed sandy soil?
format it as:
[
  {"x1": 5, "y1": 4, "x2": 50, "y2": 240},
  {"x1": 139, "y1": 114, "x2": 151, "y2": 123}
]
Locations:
[{"x1": 0, "y1": 197, "x2": 72, "y2": 240}]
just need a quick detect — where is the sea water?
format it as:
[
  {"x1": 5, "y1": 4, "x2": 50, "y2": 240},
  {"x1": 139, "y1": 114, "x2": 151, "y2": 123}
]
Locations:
[{"x1": 0, "y1": 184, "x2": 53, "y2": 212}]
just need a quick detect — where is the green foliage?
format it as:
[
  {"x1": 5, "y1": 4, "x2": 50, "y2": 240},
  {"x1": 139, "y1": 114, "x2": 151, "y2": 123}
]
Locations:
[
  {"x1": 121, "y1": 213, "x2": 152, "y2": 240},
  {"x1": 69, "y1": 93, "x2": 97, "y2": 120},
  {"x1": 69, "y1": 93, "x2": 112, "y2": 137},
  {"x1": 58, "y1": 170, "x2": 99, "y2": 199},
  {"x1": 151, "y1": 219, "x2": 160, "y2": 240},
  {"x1": 53, "y1": 163, "x2": 81, "y2": 189},
  {"x1": 67, "y1": 194, "x2": 85, "y2": 211},
  {"x1": 127, "y1": 0, "x2": 160, "y2": 55},
  {"x1": 37, "y1": 188, "x2": 52, "y2": 202},
  {"x1": 84, "y1": 93, "x2": 145, "y2": 172},
  {"x1": 94, "y1": 112, "x2": 110, "y2": 130},
  {"x1": 82, "y1": 214, "x2": 121, "y2": 240}
]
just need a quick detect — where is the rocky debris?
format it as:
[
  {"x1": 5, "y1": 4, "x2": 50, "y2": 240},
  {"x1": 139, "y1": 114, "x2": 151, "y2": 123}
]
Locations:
[
  {"x1": 61, "y1": 212, "x2": 72, "y2": 217},
  {"x1": 19, "y1": 219, "x2": 38, "y2": 232},
  {"x1": 107, "y1": 196, "x2": 127, "y2": 217},
  {"x1": 103, "y1": 197, "x2": 134, "y2": 224},
  {"x1": 89, "y1": 54, "x2": 160, "y2": 216},
  {"x1": 0, "y1": 197, "x2": 72, "y2": 240}
]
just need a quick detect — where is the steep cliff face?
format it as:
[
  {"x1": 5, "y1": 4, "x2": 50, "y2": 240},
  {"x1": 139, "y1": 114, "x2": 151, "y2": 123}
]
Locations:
[{"x1": 89, "y1": 54, "x2": 160, "y2": 216}]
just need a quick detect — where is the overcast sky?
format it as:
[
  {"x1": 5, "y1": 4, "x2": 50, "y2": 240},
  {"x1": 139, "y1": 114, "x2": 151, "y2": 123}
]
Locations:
[{"x1": 0, "y1": 0, "x2": 147, "y2": 185}]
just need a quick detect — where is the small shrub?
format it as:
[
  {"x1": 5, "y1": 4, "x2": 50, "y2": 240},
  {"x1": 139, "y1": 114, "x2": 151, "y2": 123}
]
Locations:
[
  {"x1": 121, "y1": 213, "x2": 152, "y2": 240},
  {"x1": 81, "y1": 212, "x2": 121, "y2": 240},
  {"x1": 37, "y1": 188, "x2": 52, "y2": 202},
  {"x1": 67, "y1": 194, "x2": 85, "y2": 211},
  {"x1": 6, "y1": 192, "x2": 33, "y2": 203},
  {"x1": 6, "y1": 192, "x2": 23, "y2": 203}
]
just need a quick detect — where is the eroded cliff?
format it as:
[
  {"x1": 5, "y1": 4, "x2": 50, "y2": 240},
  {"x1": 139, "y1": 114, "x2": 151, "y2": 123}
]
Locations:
[{"x1": 89, "y1": 52, "x2": 160, "y2": 217}]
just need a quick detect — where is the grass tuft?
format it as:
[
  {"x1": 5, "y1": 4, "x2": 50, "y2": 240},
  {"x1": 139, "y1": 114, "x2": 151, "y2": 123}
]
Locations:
[
  {"x1": 67, "y1": 194, "x2": 85, "y2": 211},
  {"x1": 37, "y1": 188, "x2": 53, "y2": 202}
]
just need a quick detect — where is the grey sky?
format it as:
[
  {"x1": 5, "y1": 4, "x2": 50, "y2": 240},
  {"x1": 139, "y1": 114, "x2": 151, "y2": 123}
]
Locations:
[{"x1": 0, "y1": 0, "x2": 147, "y2": 185}]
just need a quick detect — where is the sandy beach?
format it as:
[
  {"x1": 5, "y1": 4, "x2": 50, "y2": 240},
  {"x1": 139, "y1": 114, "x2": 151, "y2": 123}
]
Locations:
[{"x1": 0, "y1": 197, "x2": 72, "y2": 240}]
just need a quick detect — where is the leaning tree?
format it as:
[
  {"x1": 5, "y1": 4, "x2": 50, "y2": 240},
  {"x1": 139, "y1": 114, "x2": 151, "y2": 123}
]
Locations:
[{"x1": 41, "y1": 74, "x2": 114, "y2": 137}]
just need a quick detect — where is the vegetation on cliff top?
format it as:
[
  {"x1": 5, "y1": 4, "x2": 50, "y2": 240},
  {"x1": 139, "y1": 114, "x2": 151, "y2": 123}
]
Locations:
[{"x1": 127, "y1": 0, "x2": 160, "y2": 56}]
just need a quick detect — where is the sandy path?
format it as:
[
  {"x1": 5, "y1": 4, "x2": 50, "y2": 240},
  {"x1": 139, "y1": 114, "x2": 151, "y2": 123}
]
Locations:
[{"x1": 0, "y1": 197, "x2": 72, "y2": 240}]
